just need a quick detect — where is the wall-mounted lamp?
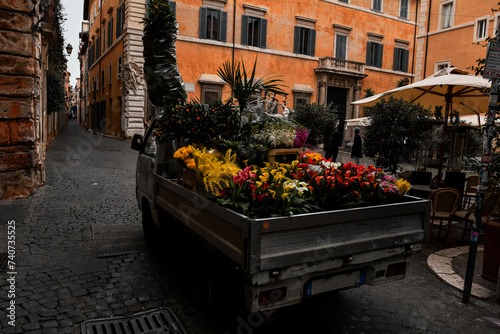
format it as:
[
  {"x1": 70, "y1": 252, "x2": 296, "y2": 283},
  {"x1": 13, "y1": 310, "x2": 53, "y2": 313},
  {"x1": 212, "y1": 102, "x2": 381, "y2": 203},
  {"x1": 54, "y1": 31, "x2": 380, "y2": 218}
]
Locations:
[
  {"x1": 66, "y1": 43, "x2": 73, "y2": 56},
  {"x1": 402, "y1": 77, "x2": 410, "y2": 86}
]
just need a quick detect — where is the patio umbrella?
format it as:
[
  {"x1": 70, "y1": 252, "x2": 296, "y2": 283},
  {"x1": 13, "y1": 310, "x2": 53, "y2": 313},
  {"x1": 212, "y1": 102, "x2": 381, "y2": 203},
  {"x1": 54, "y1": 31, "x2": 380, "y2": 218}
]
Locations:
[{"x1": 352, "y1": 67, "x2": 491, "y2": 179}]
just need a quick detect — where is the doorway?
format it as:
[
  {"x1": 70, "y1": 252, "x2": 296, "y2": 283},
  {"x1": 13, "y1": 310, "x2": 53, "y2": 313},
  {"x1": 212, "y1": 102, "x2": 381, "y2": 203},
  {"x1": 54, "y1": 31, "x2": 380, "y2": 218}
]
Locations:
[{"x1": 327, "y1": 87, "x2": 348, "y2": 137}]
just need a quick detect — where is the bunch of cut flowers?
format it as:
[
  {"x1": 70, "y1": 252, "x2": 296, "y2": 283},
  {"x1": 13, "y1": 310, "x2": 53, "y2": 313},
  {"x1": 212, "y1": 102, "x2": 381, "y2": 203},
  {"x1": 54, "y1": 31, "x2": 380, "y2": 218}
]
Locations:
[
  {"x1": 174, "y1": 146, "x2": 240, "y2": 196},
  {"x1": 217, "y1": 158, "x2": 412, "y2": 218}
]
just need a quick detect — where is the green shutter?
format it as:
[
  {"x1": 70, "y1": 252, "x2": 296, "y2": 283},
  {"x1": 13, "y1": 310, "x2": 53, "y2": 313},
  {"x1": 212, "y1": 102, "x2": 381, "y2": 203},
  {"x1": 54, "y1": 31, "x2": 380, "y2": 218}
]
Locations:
[
  {"x1": 402, "y1": 49, "x2": 409, "y2": 72},
  {"x1": 376, "y1": 44, "x2": 383, "y2": 68},
  {"x1": 366, "y1": 41, "x2": 372, "y2": 65},
  {"x1": 199, "y1": 7, "x2": 207, "y2": 39},
  {"x1": 241, "y1": 15, "x2": 249, "y2": 45},
  {"x1": 293, "y1": 26, "x2": 300, "y2": 54},
  {"x1": 168, "y1": 1, "x2": 176, "y2": 17},
  {"x1": 393, "y1": 48, "x2": 399, "y2": 71},
  {"x1": 259, "y1": 18, "x2": 267, "y2": 48},
  {"x1": 308, "y1": 29, "x2": 316, "y2": 56},
  {"x1": 219, "y1": 11, "x2": 227, "y2": 42}
]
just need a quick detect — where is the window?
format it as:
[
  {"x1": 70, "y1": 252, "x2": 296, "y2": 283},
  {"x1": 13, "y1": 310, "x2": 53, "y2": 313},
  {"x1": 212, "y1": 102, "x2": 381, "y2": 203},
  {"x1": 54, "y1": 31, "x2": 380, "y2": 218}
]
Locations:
[
  {"x1": 475, "y1": 18, "x2": 488, "y2": 41},
  {"x1": 103, "y1": 27, "x2": 106, "y2": 51},
  {"x1": 335, "y1": 34, "x2": 347, "y2": 60},
  {"x1": 199, "y1": 7, "x2": 227, "y2": 42},
  {"x1": 242, "y1": 16, "x2": 267, "y2": 48},
  {"x1": 143, "y1": 122, "x2": 157, "y2": 157},
  {"x1": 393, "y1": 47, "x2": 409, "y2": 72},
  {"x1": 108, "y1": 63, "x2": 112, "y2": 85},
  {"x1": 435, "y1": 60, "x2": 450, "y2": 73},
  {"x1": 338, "y1": 0, "x2": 349, "y2": 3},
  {"x1": 101, "y1": 70, "x2": 105, "y2": 88},
  {"x1": 147, "y1": 0, "x2": 176, "y2": 17},
  {"x1": 96, "y1": 36, "x2": 100, "y2": 59},
  {"x1": 366, "y1": 41, "x2": 383, "y2": 68},
  {"x1": 294, "y1": 94, "x2": 311, "y2": 109},
  {"x1": 201, "y1": 83, "x2": 223, "y2": 104},
  {"x1": 117, "y1": 55, "x2": 122, "y2": 79},
  {"x1": 399, "y1": 0, "x2": 409, "y2": 19},
  {"x1": 372, "y1": 0, "x2": 382, "y2": 12},
  {"x1": 294, "y1": 27, "x2": 316, "y2": 56},
  {"x1": 441, "y1": 2, "x2": 453, "y2": 29},
  {"x1": 107, "y1": 16, "x2": 113, "y2": 46},
  {"x1": 116, "y1": 2, "x2": 124, "y2": 38}
]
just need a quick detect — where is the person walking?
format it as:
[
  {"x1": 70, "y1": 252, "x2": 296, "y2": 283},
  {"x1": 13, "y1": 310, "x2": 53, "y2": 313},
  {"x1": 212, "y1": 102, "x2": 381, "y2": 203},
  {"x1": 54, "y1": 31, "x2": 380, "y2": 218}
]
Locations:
[
  {"x1": 325, "y1": 125, "x2": 342, "y2": 162},
  {"x1": 351, "y1": 127, "x2": 363, "y2": 165}
]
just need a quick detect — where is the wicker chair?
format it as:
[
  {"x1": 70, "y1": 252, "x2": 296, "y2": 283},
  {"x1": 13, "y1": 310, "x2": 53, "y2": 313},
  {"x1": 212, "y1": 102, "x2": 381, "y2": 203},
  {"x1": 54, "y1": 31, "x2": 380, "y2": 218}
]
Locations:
[
  {"x1": 462, "y1": 175, "x2": 480, "y2": 209},
  {"x1": 427, "y1": 187, "x2": 462, "y2": 247}
]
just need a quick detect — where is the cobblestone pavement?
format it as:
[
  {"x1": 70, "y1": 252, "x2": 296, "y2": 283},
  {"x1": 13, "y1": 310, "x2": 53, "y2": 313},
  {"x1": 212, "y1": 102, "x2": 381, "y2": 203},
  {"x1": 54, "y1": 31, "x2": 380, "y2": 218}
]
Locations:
[{"x1": 1, "y1": 120, "x2": 500, "y2": 333}]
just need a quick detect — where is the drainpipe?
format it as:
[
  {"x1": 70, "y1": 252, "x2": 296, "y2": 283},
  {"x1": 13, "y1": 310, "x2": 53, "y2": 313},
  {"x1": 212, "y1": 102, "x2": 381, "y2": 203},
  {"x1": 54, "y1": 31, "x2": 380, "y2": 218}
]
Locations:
[
  {"x1": 231, "y1": 0, "x2": 236, "y2": 99},
  {"x1": 410, "y1": 0, "x2": 419, "y2": 83},
  {"x1": 423, "y1": 0, "x2": 432, "y2": 78}
]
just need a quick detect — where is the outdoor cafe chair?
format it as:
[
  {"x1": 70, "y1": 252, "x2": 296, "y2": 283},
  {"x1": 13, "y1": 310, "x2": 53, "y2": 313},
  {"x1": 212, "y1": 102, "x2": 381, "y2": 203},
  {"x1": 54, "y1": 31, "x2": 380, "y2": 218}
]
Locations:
[
  {"x1": 427, "y1": 187, "x2": 462, "y2": 248},
  {"x1": 453, "y1": 190, "x2": 499, "y2": 242},
  {"x1": 462, "y1": 175, "x2": 480, "y2": 209}
]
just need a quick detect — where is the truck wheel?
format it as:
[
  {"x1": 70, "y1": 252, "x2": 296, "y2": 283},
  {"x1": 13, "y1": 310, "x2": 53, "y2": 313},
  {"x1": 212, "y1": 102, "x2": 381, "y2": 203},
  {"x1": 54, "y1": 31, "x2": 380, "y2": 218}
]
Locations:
[
  {"x1": 188, "y1": 248, "x2": 213, "y2": 308},
  {"x1": 142, "y1": 200, "x2": 161, "y2": 248}
]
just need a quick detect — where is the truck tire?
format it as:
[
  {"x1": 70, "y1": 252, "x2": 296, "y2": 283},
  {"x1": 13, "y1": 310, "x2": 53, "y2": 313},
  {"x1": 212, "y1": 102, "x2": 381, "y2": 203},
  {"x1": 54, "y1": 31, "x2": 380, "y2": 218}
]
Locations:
[
  {"x1": 142, "y1": 200, "x2": 161, "y2": 248},
  {"x1": 187, "y1": 247, "x2": 214, "y2": 308}
]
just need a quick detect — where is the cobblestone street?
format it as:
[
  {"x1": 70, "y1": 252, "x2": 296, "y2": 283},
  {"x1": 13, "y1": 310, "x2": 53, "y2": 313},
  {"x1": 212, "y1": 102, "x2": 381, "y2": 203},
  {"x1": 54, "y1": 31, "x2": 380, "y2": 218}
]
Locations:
[{"x1": 1, "y1": 120, "x2": 500, "y2": 333}]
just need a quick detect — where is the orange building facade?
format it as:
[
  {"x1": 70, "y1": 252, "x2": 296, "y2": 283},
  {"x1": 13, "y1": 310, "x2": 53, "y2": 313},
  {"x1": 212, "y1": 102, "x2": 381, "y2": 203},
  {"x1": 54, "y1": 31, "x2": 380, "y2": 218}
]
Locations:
[
  {"x1": 416, "y1": 0, "x2": 499, "y2": 82},
  {"x1": 173, "y1": 0, "x2": 418, "y2": 127},
  {"x1": 79, "y1": 0, "x2": 418, "y2": 138},
  {"x1": 82, "y1": 0, "x2": 146, "y2": 138}
]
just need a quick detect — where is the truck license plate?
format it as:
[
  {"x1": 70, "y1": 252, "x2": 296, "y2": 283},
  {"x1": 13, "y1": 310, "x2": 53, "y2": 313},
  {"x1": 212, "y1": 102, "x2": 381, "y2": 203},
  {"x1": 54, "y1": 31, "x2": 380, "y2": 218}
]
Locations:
[{"x1": 305, "y1": 269, "x2": 366, "y2": 296}]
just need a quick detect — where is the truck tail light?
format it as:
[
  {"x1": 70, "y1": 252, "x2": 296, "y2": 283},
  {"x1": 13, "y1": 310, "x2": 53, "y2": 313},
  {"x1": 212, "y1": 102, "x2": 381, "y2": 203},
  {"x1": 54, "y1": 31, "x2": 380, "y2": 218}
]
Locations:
[
  {"x1": 258, "y1": 287, "x2": 287, "y2": 305},
  {"x1": 386, "y1": 262, "x2": 407, "y2": 277}
]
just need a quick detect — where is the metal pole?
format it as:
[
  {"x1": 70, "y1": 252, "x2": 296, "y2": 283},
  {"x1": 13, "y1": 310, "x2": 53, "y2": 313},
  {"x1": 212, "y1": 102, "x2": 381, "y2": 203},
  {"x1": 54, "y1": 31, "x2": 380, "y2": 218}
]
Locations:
[{"x1": 462, "y1": 77, "x2": 498, "y2": 303}]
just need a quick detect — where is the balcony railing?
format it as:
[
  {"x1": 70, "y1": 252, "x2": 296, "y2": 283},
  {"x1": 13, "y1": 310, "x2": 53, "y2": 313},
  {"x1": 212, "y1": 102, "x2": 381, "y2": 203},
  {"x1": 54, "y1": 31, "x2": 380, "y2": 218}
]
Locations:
[{"x1": 315, "y1": 57, "x2": 366, "y2": 77}]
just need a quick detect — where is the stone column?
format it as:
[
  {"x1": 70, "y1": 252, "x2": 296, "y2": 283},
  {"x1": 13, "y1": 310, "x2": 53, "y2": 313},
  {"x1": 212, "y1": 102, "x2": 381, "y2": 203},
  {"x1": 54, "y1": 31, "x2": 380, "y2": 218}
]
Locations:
[
  {"x1": 122, "y1": 0, "x2": 147, "y2": 138},
  {"x1": 0, "y1": 0, "x2": 44, "y2": 198}
]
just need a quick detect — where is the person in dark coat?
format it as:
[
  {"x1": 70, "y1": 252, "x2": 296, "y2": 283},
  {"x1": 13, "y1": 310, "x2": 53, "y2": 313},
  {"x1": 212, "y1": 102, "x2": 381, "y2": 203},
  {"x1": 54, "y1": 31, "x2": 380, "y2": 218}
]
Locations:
[
  {"x1": 351, "y1": 127, "x2": 363, "y2": 165},
  {"x1": 325, "y1": 125, "x2": 342, "y2": 162}
]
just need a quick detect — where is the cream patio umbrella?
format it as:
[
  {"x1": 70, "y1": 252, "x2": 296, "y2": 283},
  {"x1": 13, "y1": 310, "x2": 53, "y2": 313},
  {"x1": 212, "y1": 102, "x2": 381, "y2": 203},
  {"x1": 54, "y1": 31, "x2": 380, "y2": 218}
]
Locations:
[{"x1": 351, "y1": 67, "x2": 491, "y2": 180}]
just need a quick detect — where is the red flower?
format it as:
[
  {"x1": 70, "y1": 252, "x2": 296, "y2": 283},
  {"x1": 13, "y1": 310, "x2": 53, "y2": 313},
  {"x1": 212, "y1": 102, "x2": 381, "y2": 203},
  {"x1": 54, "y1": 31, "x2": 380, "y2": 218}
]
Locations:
[{"x1": 257, "y1": 194, "x2": 268, "y2": 201}]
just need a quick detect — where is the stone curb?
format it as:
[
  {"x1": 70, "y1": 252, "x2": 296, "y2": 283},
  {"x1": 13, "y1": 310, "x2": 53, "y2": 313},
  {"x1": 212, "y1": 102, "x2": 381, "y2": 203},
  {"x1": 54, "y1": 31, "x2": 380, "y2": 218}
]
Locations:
[{"x1": 427, "y1": 245, "x2": 496, "y2": 299}]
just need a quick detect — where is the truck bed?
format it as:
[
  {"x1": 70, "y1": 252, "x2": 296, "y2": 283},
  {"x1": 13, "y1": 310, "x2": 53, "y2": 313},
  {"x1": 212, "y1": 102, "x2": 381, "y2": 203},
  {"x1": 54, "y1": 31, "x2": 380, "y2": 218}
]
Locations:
[{"x1": 154, "y1": 174, "x2": 430, "y2": 276}]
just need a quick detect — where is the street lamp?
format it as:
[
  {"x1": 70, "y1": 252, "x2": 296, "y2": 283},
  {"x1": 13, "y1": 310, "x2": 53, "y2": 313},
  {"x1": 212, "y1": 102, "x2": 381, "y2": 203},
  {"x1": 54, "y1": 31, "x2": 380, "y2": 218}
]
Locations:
[{"x1": 66, "y1": 43, "x2": 73, "y2": 56}]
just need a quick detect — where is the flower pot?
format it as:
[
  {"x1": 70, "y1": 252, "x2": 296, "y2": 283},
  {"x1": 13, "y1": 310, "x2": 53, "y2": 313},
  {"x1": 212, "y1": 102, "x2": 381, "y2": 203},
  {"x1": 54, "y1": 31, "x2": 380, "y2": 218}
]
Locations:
[
  {"x1": 265, "y1": 148, "x2": 303, "y2": 168},
  {"x1": 182, "y1": 168, "x2": 198, "y2": 192},
  {"x1": 482, "y1": 220, "x2": 500, "y2": 283}
]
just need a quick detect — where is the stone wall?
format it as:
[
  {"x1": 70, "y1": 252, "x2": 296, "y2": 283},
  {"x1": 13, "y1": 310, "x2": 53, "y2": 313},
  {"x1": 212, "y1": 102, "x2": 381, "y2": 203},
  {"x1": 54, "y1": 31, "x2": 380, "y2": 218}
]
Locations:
[{"x1": 0, "y1": 0, "x2": 44, "y2": 199}]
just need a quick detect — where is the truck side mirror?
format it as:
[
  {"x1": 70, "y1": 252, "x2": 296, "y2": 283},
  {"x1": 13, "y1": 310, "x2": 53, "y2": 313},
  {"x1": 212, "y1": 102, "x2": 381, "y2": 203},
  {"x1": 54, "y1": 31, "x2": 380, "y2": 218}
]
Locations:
[{"x1": 131, "y1": 134, "x2": 143, "y2": 151}]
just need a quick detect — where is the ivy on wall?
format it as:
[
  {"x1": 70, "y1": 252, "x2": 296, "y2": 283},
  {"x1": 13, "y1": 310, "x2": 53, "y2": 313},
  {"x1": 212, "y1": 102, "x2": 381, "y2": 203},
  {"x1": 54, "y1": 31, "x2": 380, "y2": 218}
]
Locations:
[{"x1": 46, "y1": 0, "x2": 67, "y2": 115}]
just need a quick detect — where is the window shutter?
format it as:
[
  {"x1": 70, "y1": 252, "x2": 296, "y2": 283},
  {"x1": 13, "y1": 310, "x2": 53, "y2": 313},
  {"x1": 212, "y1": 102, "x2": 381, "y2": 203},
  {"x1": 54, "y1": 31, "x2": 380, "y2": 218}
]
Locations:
[
  {"x1": 259, "y1": 18, "x2": 267, "y2": 48},
  {"x1": 308, "y1": 29, "x2": 316, "y2": 56},
  {"x1": 293, "y1": 26, "x2": 300, "y2": 54},
  {"x1": 366, "y1": 41, "x2": 372, "y2": 65},
  {"x1": 168, "y1": 1, "x2": 176, "y2": 17},
  {"x1": 116, "y1": 5, "x2": 121, "y2": 38},
  {"x1": 402, "y1": 49, "x2": 409, "y2": 72},
  {"x1": 241, "y1": 15, "x2": 249, "y2": 45},
  {"x1": 336, "y1": 35, "x2": 346, "y2": 60},
  {"x1": 219, "y1": 11, "x2": 227, "y2": 42},
  {"x1": 376, "y1": 43, "x2": 383, "y2": 68},
  {"x1": 393, "y1": 48, "x2": 399, "y2": 71},
  {"x1": 199, "y1": 7, "x2": 207, "y2": 39}
]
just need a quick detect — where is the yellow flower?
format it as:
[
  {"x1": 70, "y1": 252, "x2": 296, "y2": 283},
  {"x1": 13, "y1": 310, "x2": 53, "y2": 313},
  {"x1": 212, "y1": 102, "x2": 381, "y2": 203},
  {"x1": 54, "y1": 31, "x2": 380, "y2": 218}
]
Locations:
[
  {"x1": 395, "y1": 179, "x2": 411, "y2": 195},
  {"x1": 259, "y1": 173, "x2": 269, "y2": 182},
  {"x1": 281, "y1": 192, "x2": 290, "y2": 200}
]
